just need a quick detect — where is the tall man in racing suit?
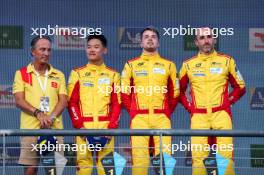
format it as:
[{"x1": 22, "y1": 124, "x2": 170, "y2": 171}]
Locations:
[
  {"x1": 121, "y1": 27, "x2": 180, "y2": 175},
  {"x1": 179, "y1": 27, "x2": 246, "y2": 175},
  {"x1": 68, "y1": 35, "x2": 121, "y2": 175}
]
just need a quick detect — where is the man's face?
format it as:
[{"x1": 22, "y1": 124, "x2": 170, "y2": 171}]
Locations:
[
  {"x1": 195, "y1": 28, "x2": 216, "y2": 54},
  {"x1": 140, "y1": 30, "x2": 159, "y2": 52},
  {"x1": 32, "y1": 39, "x2": 51, "y2": 64},
  {"x1": 86, "y1": 39, "x2": 107, "y2": 61}
]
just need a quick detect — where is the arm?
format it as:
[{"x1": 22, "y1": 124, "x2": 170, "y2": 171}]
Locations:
[
  {"x1": 13, "y1": 71, "x2": 51, "y2": 128},
  {"x1": 121, "y1": 62, "x2": 132, "y2": 112},
  {"x1": 67, "y1": 70, "x2": 83, "y2": 129},
  {"x1": 228, "y1": 58, "x2": 246, "y2": 104},
  {"x1": 167, "y1": 62, "x2": 180, "y2": 114},
  {"x1": 49, "y1": 74, "x2": 68, "y2": 120},
  {"x1": 108, "y1": 73, "x2": 121, "y2": 129},
  {"x1": 179, "y1": 62, "x2": 192, "y2": 113}
]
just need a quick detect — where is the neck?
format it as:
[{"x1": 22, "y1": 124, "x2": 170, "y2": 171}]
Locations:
[
  {"x1": 89, "y1": 59, "x2": 104, "y2": 66},
  {"x1": 142, "y1": 50, "x2": 158, "y2": 55},
  {"x1": 200, "y1": 49, "x2": 214, "y2": 55},
  {"x1": 33, "y1": 62, "x2": 49, "y2": 74}
]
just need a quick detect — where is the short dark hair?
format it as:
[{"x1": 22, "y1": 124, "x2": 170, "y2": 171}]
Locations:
[
  {"x1": 86, "y1": 34, "x2": 107, "y2": 47},
  {"x1": 31, "y1": 36, "x2": 52, "y2": 49},
  {"x1": 140, "y1": 27, "x2": 160, "y2": 40}
]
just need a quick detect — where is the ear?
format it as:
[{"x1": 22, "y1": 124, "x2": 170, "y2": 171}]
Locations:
[
  {"x1": 194, "y1": 39, "x2": 198, "y2": 47},
  {"x1": 103, "y1": 47, "x2": 108, "y2": 54},
  {"x1": 31, "y1": 48, "x2": 35, "y2": 57}
]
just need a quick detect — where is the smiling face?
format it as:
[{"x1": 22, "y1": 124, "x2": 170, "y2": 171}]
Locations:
[
  {"x1": 86, "y1": 38, "x2": 107, "y2": 62},
  {"x1": 31, "y1": 38, "x2": 51, "y2": 65},
  {"x1": 195, "y1": 27, "x2": 216, "y2": 54},
  {"x1": 140, "y1": 30, "x2": 160, "y2": 53}
]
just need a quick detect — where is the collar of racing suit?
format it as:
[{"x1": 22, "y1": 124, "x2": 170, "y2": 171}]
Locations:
[
  {"x1": 86, "y1": 62, "x2": 106, "y2": 71},
  {"x1": 197, "y1": 50, "x2": 217, "y2": 61},
  {"x1": 140, "y1": 52, "x2": 160, "y2": 61}
]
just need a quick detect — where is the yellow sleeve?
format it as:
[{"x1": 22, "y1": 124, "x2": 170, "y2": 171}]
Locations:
[
  {"x1": 228, "y1": 58, "x2": 246, "y2": 104},
  {"x1": 58, "y1": 72, "x2": 67, "y2": 95},
  {"x1": 229, "y1": 58, "x2": 245, "y2": 88},
  {"x1": 67, "y1": 70, "x2": 79, "y2": 100},
  {"x1": 167, "y1": 62, "x2": 180, "y2": 113},
  {"x1": 169, "y1": 62, "x2": 180, "y2": 98},
  {"x1": 113, "y1": 72, "x2": 121, "y2": 104}
]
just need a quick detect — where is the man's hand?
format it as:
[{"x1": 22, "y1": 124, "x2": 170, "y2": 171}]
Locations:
[{"x1": 37, "y1": 112, "x2": 52, "y2": 128}]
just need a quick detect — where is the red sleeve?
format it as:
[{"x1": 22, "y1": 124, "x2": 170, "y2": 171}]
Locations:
[
  {"x1": 68, "y1": 81, "x2": 83, "y2": 129},
  {"x1": 108, "y1": 83, "x2": 121, "y2": 129},
  {"x1": 180, "y1": 74, "x2": 192, "y2": 113},
  {"x1": 228, "y1": 74, "x2": 246, "y2": 105},
  {"x1": 121, "y1": 78, "x2": 133, "y2": 113}
]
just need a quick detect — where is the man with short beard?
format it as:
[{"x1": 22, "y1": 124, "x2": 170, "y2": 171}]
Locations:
[
  {"x1": 121, "y1": 27, "x2": 180, "y2": 174},
  {"x1": 179, "y1": 27, "x2": 246, "y2": 175}
]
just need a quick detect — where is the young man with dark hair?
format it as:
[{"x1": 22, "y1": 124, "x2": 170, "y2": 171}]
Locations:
[
  {"x1": 13, "y1": 36, "x2": 67, "y2": 175},
  {"x1": 68, "y1": 34, "x2": 121, "y2": 175},
  {"x1": 121, "y1": 27, "x2": 180, "y2": 174},
  {"x1": 179, "y1": 27, "x2": 246, "y2": 175}
]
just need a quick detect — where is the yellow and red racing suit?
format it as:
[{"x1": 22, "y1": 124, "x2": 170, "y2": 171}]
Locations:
[
  {"x1": 179, "y1": 50, "x2": 246, "y2": 175},
  {"x1": 68, "y1": 63, "x2": 121, "y2": 175},
  {"x1": 121, "y1": 53, "x2": 180, "y2": 175}
]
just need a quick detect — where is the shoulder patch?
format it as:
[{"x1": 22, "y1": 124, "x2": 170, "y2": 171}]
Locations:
[
  {"x1": 160, "y1": 57, "x2": 174, "y2": 65},
  {"x1": 128, "y1": 57, "x2": 140, "y2": 63},
  {"x1": 20, "y1": 66, "x2": 32, "y2": 85},
  {"x1": 217, "y1": 52, "x2": 232, "y2": 59},
  {"x1": 105, "y1": 66, "x2": 118, "y2": 74},
  {"x1": 74, "y1": 65, "x2": 87, "y2": 71}
]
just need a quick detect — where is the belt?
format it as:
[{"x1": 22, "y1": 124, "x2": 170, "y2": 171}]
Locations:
[
  {"x1": 192, "y1": 105, "x2": 228, "y2": 113},
  {"x1": 82, "y1": 116, "x2": 110, "y2": 122},
  {"x1": 130, "y1": 108, "x2": 171, "y2": 118}
]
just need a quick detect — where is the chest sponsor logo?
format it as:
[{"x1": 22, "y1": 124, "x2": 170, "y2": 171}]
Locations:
[
  {"x1": 153, "y1": 68, "x2": 165, "y2": 75},
  {"x1": 135, "y1": 70, "x2": 148, "y2": 76},
  {"x1": 193, "y1": 73, "x2": 205, "y2": 77},
  {"x1": 192, "y1": 69, "x2": 205, "y2": 76},
  {"x1": 85, "y1": 72, "x2": 91, "y2": 77},
  {"x1": 83, "y1": 81, "x2": 94, "y2": 87},
  {"x1": 154, "y1": 62, "x2": 165, "y2": 67},
  {"x1": 51, "y1": 82, "x2": 58, "y2": 88},
  {"x1": 137, "y1": 62, "x2": 145, "y2": 66},
  {"x1": 210, "y1": 67, "x2": 223, "y2": 74},
  {"x1": 98, "y1": 78, "x2": 110, "y2": 85},
  {"x1": 195, "y1": 63, "x2": 202, "y2": 67},
  {"x1": 211, "y1": 62, "x2": 222, "y2": 66}
]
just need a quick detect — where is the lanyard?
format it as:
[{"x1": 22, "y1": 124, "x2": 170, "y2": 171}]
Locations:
[{"x1": 35, "y1": 70, "x2": 48, "y2": 96}]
